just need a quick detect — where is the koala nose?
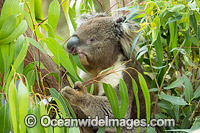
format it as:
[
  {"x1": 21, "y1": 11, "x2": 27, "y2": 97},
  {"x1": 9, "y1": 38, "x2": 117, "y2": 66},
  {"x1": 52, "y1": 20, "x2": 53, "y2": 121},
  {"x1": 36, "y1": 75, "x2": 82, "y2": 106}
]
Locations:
[{"x1": 67, "y1": 36, "x2": 79, "y2": 50}]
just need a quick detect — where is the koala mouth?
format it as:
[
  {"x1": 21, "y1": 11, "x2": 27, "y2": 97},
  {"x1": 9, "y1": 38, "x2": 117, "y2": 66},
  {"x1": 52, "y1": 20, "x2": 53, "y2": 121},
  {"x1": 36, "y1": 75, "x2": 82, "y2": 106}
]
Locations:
[
  {"x1": 68, "y1": 48, "x2": 89, "y2": 66},
  {"x1": 77, "y1": 52, "x2": 89, "y2": 66},
  {"x1": 68, "y1": 48, "x2": 86, "y2": 57}
]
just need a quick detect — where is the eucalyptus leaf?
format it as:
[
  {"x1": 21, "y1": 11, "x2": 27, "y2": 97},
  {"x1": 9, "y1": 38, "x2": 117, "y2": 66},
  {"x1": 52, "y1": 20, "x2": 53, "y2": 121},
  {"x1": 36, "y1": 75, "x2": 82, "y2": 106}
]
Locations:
[
  {"x1": 119, "y1": 79, "x2": 129, "y2": 119},
  {"x1": 164, "y1": 76, "x2": 184, "y2": 90},
  {"x1": 48, "y1": 0, "x2": 60, "y2": 32},
  {"x1": 193, "y1": 86, "x2": 200, "y2": 99},
  {"x1": 158, "y1": 94, "x2": 188, "y2": 106},
  {"x1": 184, "y1": 75, "x2": 193, "y2": 102},
  {"x1": 0, "y1": 20, "x2": 28, "y2": 45}
]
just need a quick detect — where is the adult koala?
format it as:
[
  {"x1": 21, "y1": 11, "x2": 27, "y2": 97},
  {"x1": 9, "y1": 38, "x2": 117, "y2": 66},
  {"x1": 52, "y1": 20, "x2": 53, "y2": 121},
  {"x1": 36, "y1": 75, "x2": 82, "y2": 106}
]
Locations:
[{"x1": 61, "y1": 13, "x2": 153, "y2": 133}]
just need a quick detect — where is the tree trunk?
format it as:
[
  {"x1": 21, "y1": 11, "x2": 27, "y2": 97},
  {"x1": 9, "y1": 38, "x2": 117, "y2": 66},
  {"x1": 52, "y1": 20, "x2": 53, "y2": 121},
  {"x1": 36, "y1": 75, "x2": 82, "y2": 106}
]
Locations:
[{"x1": 24, "y1": 27, "x2": 69, "y2": 95}]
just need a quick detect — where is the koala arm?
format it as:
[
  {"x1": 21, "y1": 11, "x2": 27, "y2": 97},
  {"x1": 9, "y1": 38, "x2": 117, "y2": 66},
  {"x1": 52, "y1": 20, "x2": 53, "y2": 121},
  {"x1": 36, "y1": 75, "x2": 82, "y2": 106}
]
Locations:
[{"x1": 61, "y1": 81, "x2": 114, "y2": 119}]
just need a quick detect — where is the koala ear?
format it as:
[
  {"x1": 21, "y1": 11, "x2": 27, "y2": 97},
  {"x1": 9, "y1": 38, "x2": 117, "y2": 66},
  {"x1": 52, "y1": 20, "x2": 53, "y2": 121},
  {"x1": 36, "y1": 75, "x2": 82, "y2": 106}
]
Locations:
[
  {"x1": 117, "y1": 20, "x2": 141, "y2": 59},
  {"x1": 76, "y1": 13, "x2": 106, "y2": 28}
]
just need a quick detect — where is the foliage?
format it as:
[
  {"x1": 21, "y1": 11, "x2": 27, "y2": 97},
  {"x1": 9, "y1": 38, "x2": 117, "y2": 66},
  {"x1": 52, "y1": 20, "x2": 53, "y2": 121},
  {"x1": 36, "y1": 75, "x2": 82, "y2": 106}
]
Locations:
[
  {"x1": 124, "y1": 0, "x2": 200, "y2": 132},
  {"x1": 0, "y1": 0, "x2": 199, "y2": 133}
]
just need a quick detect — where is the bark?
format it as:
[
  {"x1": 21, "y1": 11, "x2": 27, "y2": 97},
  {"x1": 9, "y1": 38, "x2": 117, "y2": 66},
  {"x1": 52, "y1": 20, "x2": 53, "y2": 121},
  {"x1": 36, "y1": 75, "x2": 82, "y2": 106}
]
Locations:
[{"x1": 24, "y1": 27, "x2": 69, "y2": 95}]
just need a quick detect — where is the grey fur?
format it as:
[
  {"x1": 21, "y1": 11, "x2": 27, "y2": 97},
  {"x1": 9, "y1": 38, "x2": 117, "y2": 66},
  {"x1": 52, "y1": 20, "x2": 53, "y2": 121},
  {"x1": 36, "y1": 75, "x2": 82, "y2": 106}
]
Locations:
[{"x1": 61, "y1": 14, "x2": 153, "y2": 133}]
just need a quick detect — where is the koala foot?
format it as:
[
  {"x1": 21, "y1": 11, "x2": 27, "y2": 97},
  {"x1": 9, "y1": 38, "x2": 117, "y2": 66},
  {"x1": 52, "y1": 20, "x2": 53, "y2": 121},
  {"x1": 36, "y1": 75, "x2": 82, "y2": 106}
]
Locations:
[{"x1": 61, "y1": 81, "x2": 88, "y2": 106}]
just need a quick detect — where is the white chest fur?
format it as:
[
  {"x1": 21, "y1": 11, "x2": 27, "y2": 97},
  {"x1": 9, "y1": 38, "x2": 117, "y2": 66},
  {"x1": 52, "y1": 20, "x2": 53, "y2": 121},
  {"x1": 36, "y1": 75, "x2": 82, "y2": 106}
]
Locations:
[{"x1": 79, "y1": 55, "x2": 125, "y2": 96}]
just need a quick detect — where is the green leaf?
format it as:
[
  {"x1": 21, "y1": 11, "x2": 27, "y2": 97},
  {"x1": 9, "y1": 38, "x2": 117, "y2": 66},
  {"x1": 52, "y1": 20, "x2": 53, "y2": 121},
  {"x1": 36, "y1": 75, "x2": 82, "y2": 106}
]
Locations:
[
  {"x1": 158, "y1": 94, "x2": 188, "y2": 106},
  {"x1": 132, "y1": 78, "x2": 140, "y2": 119},
  {"x1": 0, "y1": 48, "x2": 4, "y2": 74},
  {"x1": 148, "y1": 127, "x2": 156, "y2": 133},
  {"x1": 43, "y1": 23, "x2": 55, "y2": 38},
  {"x1": 0, "y1": 20, "x2": 28, "y2": 45},
  {"x1": 61, "y1": 0, "x2": 69, "y2": 21},
  {"x1": 130, "y1": 30, "x2": 142, "y2": 58},
  {"x1": 119, "y1": 79, "x2": 129, "y2": 118},
  {"x1": 24, "y1": 0, "x2": 36, "y2": 30},
  {"x1": 136, "y1": 45, "x2": 148, "y2": 60},
  {"x1": 48, "y1": 72, "x2": 60, "y2": 85},
  {"x1": 54, "y1": 114, "x2": 63, "y2": 133},
  {"x1": 23, "y1": 61, "x2": 45, "y2": 76},
  {"x1": 49, "y1": 88, "x2": 75, "y2": 118},
  {"x1": 188, "y1": 36, "x2": 199, "y2": 46},
  {"x1": 138, "y1": 73, "x2": 151, "y2": 123},
  {"x1": 15, "y1": 35, "x2": 25, "y2": 57},
  {"x1": 158, "y1": 100, "x2": 173, "y2": 110},
  {"x1": 41, "y1": 38, "x2": 78, "y2": 81},
  {"x1": 184, "y1": 55, "x2": 194, "y2": 66},
  {"x1": 103, "y1": 83, "x2": 120, "y2": 132},
  {"x1": 103, "y1": 83, "x2": 120, "y2": 119},
  {"x1": 0, "y1": 0, "x2": 19, "y2": 28},
  {"x1": 53, "y1": 97, "x2": 67, "y2": 118},
  {"x1": 154, "y1": 33, "x2": 163, "y2": 66},
  {"x1": 193, "y1": 86, "x2": 200, "y2": 99},
  {"x1": 69, "y1": 127, "x2": 80, "y2": 133},
  {"x1": 27, "y1": 38, "x2": 47, "y2": 54},
  {"x1": 48, "y1": 0, "x2": 60, "y2": 32},
  {"x1": 69, "y1": 7, "x2": 77, "y2": 30},
  {"x1": 8, "y1": 79, "x2": 18, "y2": 133},
  {"x1": 164, "y1": 76, "x2": 184, "y2": 90},
  {"x1": 18, "y1": 80, "x2": 29, "y2": 133},
  {"x1": 30, "y1": 105, "x2": 45, "y2": 133},
  {"x1": 0, "y1": 15, "x2": 17, "y2": 39},
  {"x1": 184, "y1": 75, "x2": 193, "y2": 102},
  {"x1": 0, "y1": 44, "x2": 12, "y2": 75},
  {"x1": 26, "y1": 70, "x2": 35, "y2": 88},
  {"x1": 0, "y1": 102, "x2": 11, "y2": 133},
  {"x1": 169, "y1": 4, "x2": 185, "y2": 12},
  {"x1": 151, "y1": 16, "x2": 160, "y2": 43},
  {"x1": 34, "y1": 0, "x2": 44, "y2": 22},
  {"x1": 72, "y1": 54, "x2": 87, "y2": 73},
  {"x1": 149, "y1": 88, "x2": 158, "y2": 92},
  {"x1": 89, "y1": 84, "x2": 94, "y2": 94},
  {"x1": 97, "y1": 127, "x2": 105, "y2": 133},
  {"x1": 6, "y1": 39, "x2": 29, "y2": 88},
  {"x1": 169, "y1": 21, "x2": 178, "y2": 69}
]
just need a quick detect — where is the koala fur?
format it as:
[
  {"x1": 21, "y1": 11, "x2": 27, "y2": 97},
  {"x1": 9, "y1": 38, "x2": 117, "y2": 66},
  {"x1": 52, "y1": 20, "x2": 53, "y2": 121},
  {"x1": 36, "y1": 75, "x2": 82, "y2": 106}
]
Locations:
[{"x1": 61, "y1": 13, "x2": 154, "y2": 133}]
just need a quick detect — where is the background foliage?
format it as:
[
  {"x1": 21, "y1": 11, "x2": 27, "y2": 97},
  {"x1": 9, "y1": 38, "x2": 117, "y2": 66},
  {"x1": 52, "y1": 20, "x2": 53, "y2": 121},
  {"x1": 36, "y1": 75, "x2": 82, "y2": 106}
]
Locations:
[{"x1": 0, "y1": 0, "x2": 199, "y2": 133}]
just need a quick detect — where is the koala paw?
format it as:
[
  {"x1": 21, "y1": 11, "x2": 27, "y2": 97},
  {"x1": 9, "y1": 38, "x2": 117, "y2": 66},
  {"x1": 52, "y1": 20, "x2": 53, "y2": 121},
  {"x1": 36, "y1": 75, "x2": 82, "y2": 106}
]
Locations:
[
  {"x1": 61, "y1": 81, "x2": 88, "y2": 106},
  {"x1": 74, "y1": 81, "x2": 87, "y2": 92}
]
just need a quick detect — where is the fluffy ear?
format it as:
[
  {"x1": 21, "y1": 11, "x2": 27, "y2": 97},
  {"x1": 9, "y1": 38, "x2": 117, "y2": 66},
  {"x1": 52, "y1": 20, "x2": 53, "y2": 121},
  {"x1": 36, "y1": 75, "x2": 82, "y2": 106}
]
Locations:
[
  {"x1": 76, "y1": 13, "x2": 106, "y2": 28},
  {"x1": 115, "y1": 17, "x2": 142, "y2": 59}
]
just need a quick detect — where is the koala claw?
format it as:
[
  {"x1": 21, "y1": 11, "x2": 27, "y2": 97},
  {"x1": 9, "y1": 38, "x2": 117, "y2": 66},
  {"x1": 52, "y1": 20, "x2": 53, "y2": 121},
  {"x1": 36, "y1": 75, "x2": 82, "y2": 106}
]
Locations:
[
  {"x1": 74, "y1": 81, "x2": 86, "y2": 92},
  {"x1": 61, "y1": 86, "x2": 74, "y2": 98},
  {"x1": 61, "y1": 82, "x2": 88, "y2": 106}
]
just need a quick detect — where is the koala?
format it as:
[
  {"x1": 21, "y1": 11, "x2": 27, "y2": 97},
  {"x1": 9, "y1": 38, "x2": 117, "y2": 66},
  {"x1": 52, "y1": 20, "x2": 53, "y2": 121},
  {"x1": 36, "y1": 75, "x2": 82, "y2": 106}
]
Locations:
[{"x1": 61, "y1": 13, "x2": 154, "y2": 133}]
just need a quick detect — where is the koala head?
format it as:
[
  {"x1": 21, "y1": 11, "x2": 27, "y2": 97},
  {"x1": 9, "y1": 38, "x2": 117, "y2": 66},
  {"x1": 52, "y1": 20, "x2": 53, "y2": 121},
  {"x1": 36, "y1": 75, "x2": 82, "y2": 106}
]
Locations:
[{"x1": 67, "y1": 13, "x2": 141, "y2": 74}]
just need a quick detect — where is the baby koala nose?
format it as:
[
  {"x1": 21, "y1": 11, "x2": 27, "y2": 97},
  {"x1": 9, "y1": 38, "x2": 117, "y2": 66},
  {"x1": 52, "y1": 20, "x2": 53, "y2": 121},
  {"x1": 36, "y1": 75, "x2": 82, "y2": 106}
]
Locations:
[{"x1": 67, "y1": 36, "x2": 79, "y2": 50}]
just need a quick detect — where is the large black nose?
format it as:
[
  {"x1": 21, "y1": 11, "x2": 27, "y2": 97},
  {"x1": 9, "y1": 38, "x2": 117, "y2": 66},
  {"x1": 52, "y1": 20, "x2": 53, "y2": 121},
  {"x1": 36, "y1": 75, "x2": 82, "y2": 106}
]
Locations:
[{"x1": 67, "y1": 36, "x2": 79, "y2": 50}]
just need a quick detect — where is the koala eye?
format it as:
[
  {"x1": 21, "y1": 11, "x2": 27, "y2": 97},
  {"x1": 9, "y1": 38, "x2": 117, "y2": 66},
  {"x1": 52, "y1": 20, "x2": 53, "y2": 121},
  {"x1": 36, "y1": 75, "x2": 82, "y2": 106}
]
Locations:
[
  {"x1": 90, "y1": 38, "x2": 96, "y2": 42},
  {"x1": 86, "y1": 38, "x2": 96, "y2": 44}
]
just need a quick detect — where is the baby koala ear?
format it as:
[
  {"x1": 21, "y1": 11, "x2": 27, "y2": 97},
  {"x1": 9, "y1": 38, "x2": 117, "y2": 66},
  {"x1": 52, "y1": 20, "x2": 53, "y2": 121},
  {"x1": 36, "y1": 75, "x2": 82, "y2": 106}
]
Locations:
[
  {"x1": 115, "y1": 17, "x2": 141, "y2": 59},
  {"x1": 76, "y1": 13, "x2": 106, "y2": 28}
]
